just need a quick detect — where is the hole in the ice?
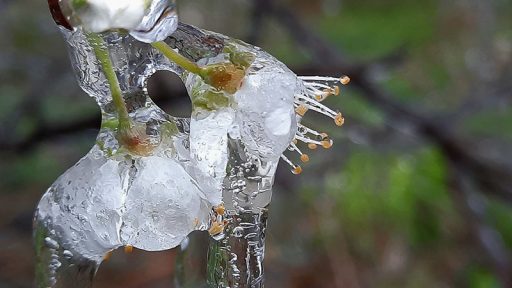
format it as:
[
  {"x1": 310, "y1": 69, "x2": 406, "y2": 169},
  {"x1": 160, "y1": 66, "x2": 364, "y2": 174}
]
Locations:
[
  {"x1": 147, "y1": 70, "x2": 192, "y2": 118},
  {"x1": 94, "y1": 248, "x2": 178, "y2": 286}
]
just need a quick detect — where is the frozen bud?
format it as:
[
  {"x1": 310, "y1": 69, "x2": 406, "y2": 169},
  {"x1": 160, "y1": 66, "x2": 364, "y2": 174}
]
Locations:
[{"x1": 49, "y1": 0, "x2": 178, "y2": 42}]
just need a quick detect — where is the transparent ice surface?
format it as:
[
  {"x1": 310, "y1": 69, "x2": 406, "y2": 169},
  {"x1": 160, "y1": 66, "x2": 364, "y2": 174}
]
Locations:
[
  {"x1": 131, "y1": 0, "x2": 178, "y2": 43},
  {"x1": 36, "y1": 146, "x2": 125, "y2": 263},
  {"x1": 233, "y1": 57, "x2": 299, "y2": 162},
  {"x1": 54, "y1": 0, "x2": 178, "y2": 43}
]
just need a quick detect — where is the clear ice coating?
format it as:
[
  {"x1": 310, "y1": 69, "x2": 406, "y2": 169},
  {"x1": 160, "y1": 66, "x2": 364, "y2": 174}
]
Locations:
[
  {"x1": 36, "y1": 4, "x2": 347, "y2": 286},
  {"x1": 54, "y1": 0, "x2": 178, "y2": 42}
]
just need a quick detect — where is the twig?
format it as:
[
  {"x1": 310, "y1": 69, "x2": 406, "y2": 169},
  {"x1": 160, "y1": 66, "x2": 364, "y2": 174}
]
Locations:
[{"x1": 449, "y1": 162, "x2": 512, "y2": 286}]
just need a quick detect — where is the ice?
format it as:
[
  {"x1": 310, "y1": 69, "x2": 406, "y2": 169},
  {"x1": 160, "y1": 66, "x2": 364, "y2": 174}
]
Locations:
[
  {"x1": 36, "y1": 15, "x2": 342, "y2": 286},
  {"x1": 35, "y1": 146, "x2": 125, "y2": 262},
  {"x1": 130, "y1": 0, "x2": 178, "y2": 43},
  {"x1": 35, "y1": 28, "x2": 212, "y2": 278},
  {"x1": 176, "y1": 35, "x2": 300, "y2": 209},
  {"x1": 233, "y1": 57, "x2": 298, "y2": 161},
  {"x1": 57, "y1": 0, "x2": 178, "y2": 43},
  {"x1": 189, "y1": 108, "x2": 235, "y2": 205},
  {"x1": 71, "y1": 0, "x2": 147, "y2": 33},
  {"x1": 121, "y1": 155, "x2": 209, "y2": 251}
]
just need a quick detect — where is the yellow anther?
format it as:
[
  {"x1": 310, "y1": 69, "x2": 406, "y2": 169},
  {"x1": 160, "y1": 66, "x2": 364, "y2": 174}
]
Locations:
[
  {"x1": 208, "y1": 221, "x2": 225, "y2": 236},
  {"x1": 293, "y1": 139, "x2": 298, "y2": 145},
  {"x1": 292, "y1": 166, "x2": 303, "y2": 175},
  {"x1": 300, "y1": 154, "x2": 310, "y2": 163},
  {"x1": 320, "y1": 133, "x2": 329, "y2": 139},
  {"x1": 315, "y1": 94, "x2": 324, "y2": 101},
  {"x1": 335, "y1": 112, "x2": 345, "y2": 126},
  {"x1": 321, "y1": 140, "x2": 333, "y2": 149},
  {"x1": 124, "y1": 245, "x2": 134, "y2": 254},
  {"x1": 308, "y1": 143, "x2": 318, "y2": 150},
  {"x1": 295, "y1": 105, "x2": 308, "y2": 116},
  {"x1": 333, "y1": 86, "x2": 340, "y2": 96},
  {"x1": 340, "y1": 76, "x2": 351, "y2": 85},
  {"x1": 214, "y1": 204, "x2": 226, "y2": 216},
  {"x1": 103, "y1": 251, "x2": 113, "y2": 262}
]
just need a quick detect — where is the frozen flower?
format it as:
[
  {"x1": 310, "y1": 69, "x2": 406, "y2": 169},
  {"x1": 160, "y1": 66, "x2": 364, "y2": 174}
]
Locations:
[{"x1": 179, "y1": 39, "x2": 349, "y2": 209}]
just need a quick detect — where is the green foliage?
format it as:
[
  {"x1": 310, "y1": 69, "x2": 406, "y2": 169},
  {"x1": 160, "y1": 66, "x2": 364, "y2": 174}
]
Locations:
[
  {"x1": 464, "y1": 109, "x2": 512, "y2": 139},
  {"x1": 315, "y1": 0, "x2": 436, "y2": 60},
  {"x1": 467, "y1": 266, "x2": 501, "y2": 288},
  {"x1": 327, "y1": 147, "x2": 453, "y2": 248},
  {"x1": 1, "y1": 150, "x2": 62, "y2": 190},
  {"x1": 488, "y1": 200, "x2": 512, "y2": 250},
  {"x1": 331, "y1": 90, "x2": 386, "y2": 127}
]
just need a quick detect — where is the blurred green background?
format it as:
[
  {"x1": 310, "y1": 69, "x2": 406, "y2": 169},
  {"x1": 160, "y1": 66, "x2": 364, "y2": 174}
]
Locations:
[{"x1": 1, "y1": 0, "x2": 512, "y2": 287}]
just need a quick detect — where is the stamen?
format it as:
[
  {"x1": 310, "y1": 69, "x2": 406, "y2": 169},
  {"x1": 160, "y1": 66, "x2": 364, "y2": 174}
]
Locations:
[
  {"x1": 295, "y1": 135, "x2": 323, "y2": 147},
  {"x1": 335, "y1": 112, "x2": 345, "y2": 126},
  {"x1": 281, "y1": 154, "x2": 303, "y2": 175},
  {"x1": 289, "y1": 142, "x2": 309, "y2": 163},
  {"x1": 298, "y1": 124, "x2": 324, "y2": 138},
  {"x1": 280, "y1": 154, "x2": 295, "y2": 167},
  {"x1": 295, "y1": 104, "x2": 308, "y2": 116},
  {"x1": 321, "y1": 139, "x2": 333, "y2": 149},
  {"x1": 305, "y1": 82, "x2": 333, "y2": 90},
  {"x1": 340, "y1": 76, "x2": 351, "y2": 85},
  {"x1": 214, "y1": 204, "x2": 226, "y2": 216},
  {"x1": 333, "y1": 86, "x2": 340, "y2": 96},
  {"x1": 295, "y1": 94, "x2": 338, "y2": 118},
  {"x1": 299, "y1": 76, "x2": 342, "y2": 82}
]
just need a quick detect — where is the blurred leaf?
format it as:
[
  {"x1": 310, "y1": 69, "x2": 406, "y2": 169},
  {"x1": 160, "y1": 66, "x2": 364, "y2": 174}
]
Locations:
[
  {"x1": 464, "y1": 109, "x2": 512, "y2": 139},
  {"x1": 315, "y1": 0, "x2": 436, "y2": 59}
]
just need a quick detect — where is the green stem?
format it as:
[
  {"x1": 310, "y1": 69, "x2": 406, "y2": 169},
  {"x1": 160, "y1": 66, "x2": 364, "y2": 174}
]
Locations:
[
  {"x1": 86, "y1": 33, "x2": 130, "y2": 125},
  {"x1": 151, "y1": 41, "x2": 204, "y2": 75}
]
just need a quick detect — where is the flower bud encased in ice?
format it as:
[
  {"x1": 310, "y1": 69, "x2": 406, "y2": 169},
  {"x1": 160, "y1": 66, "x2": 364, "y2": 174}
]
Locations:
[{"x1": 48, "y1": 0, "x2": 178, "y2": 42}]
